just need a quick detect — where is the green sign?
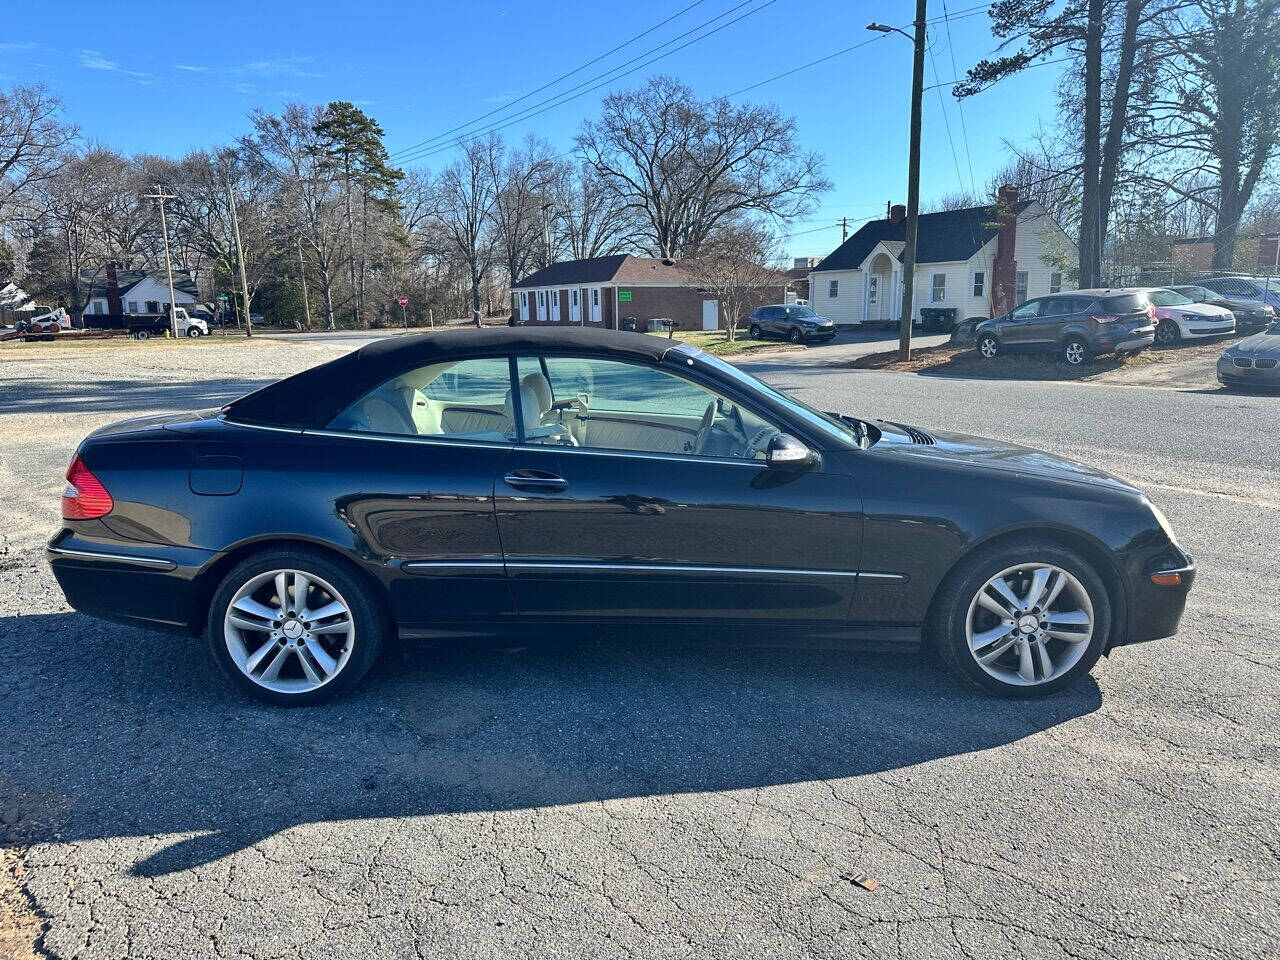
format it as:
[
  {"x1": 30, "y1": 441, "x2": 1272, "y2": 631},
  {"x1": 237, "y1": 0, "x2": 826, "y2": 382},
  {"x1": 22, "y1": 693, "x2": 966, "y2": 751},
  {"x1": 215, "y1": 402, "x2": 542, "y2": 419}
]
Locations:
[{"x1": 618, "y1": 290, "x2": 632, "y2": 302}]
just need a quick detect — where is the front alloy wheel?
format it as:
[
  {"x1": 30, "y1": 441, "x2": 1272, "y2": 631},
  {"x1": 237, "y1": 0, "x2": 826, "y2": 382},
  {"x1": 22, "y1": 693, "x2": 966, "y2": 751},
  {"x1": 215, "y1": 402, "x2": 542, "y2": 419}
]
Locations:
[
  {"x1": 965, "y1": 564, "x2": 1094, "y2": 687},
  {"x1": 978, "y1": 334, "x2": 1000, "y2": 359},
  {"x1": 208, "y1": 549, "x2": 385, "y2": 704},
  {"x1": 930, "y1": 540, "x2": 1110, "y2": 697},
  {"x1": 1155, "y1": 320, "x2": 1179, "y2": 345},
  {"x1": 788, "y1": 327, "x2": 803, "y2": 344},
  {"x1": 749, "y1": 323, "x2": 762, "y2": 340}
]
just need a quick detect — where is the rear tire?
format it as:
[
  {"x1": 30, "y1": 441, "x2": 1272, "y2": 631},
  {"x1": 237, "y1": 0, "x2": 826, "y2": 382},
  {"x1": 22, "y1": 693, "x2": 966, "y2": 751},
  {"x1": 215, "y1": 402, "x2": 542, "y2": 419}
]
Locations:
[
  {"x1": 928, "y1": 539, "x2": 1111, "y2": 698},
  {"x1": 207, "y1": 547, "x2": 387, "y2": 705},
  {"x1": 135, "y1": 329, "x2": 150, "y2": 340},
  {"x1": 978, "y1": 333, "x2": 1000, "y2": 359},
  {"x1": 1062, "y1": 336, "x2": 1090, "y2": 366}
]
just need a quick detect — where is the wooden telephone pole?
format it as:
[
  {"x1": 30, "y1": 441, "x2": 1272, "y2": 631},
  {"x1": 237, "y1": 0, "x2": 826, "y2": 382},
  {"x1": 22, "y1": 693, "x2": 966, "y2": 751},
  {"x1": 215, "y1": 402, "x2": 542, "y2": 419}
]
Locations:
[
  {"x1": 143, "y1": 187, "x2": 179, "y2": 339},
  {"x1": 227, "y1": 183, "x2": 253, "y2": 338}
]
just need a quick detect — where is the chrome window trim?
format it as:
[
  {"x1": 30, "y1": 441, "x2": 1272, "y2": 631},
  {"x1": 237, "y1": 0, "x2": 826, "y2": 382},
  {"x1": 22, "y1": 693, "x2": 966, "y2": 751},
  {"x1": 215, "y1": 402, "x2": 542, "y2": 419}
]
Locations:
[
  {"x1": 303, "y1": 428, "x2": 516, "y2": 451},
  {"x1": 218, "y1": 415, "x2": 304, "y2": 435},
  {"x1": 513, "y1": 441, "x2": 769, "y2": 469},
  {"x1": 47, "y1": 546, "x2": 177, "y2": 571}
]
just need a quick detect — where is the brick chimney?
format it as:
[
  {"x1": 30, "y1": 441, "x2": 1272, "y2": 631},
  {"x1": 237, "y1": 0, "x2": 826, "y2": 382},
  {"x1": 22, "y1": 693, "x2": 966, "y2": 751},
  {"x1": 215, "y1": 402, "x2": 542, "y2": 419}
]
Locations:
[
  {"x1": 990, "y1": 186, "x2": 1019, "y2": 315},
  {"x1": 888, "y1": 204, "x2": 907, "y2": 225},
  {"x1": 105, "y1": 262, "x2": 124, "y2": 319}
]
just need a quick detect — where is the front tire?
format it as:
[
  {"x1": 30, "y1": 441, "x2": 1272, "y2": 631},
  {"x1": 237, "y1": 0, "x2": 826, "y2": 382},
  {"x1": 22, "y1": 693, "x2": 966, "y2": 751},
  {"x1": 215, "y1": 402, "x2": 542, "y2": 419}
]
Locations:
[
  {"x1": 207, "y1": 548, "x2": 386, "y2": 705},
  {"x1": 928, "y1": 539, "x2": 1111, "y2": 697},
  {"x1": 788, "y1": 327, "x2": 803, "y2": 344},
  {"x1": 186, "y1": 326, "x2": 203, "y2": 338},
  {"x1": 749, "y1": 323, "x2": 762, "y2": 340},
  {"x1": 1155, "y1": 319, "x2": 1180, "y2": 345},
  {"x1": 977, "y1": 333, "x2": 1000, "y2": 359}
]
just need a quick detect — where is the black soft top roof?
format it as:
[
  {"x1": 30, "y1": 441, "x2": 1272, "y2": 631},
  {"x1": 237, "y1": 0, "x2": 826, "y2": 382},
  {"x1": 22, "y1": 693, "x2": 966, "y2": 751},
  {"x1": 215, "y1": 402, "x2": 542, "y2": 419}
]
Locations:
[{"x1": 223, "y1": 326, "x2": 689, "y2": 430}]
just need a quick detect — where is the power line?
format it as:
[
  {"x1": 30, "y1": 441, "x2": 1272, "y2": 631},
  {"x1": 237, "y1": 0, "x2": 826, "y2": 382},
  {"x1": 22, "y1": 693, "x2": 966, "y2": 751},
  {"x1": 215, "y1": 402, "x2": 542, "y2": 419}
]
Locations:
[
  {"x1": 723, "y1": 33, "x2": 887, "y2": 98},
  {"x1": 388, "y1": 0, "x2": 710, "y2": 160},
  {"x1": 392, "y1": 0, "x2": 777, "y2": 165}
]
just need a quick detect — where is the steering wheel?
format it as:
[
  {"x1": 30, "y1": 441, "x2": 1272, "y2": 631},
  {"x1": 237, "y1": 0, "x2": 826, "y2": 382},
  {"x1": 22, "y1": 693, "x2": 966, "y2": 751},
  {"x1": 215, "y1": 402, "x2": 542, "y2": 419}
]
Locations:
[{"x1": 693, "y1": 399, "x2": 717, "y2": 454}]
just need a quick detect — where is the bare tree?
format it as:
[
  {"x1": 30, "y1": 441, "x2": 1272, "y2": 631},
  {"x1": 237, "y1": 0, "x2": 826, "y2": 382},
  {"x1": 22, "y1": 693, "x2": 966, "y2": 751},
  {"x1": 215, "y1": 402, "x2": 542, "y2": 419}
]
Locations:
[
  {"x1": 0, "y1": 84, "x2": 75, "y2": 225},
  {"x1": 684, "y1": 223, "x2": 785, "y2": 341},
  {"x1": 246, "y1": 104, "x2": 345, "y2": 329},
  {"x1": 552, "y1": 160, "x2": 635, "y2": 260},
  {"x1": 489, "y1": 137, "x2": 556, "y2": 289},
  {"x1": 577, "y1": 76, "x2": 829, "y2": 258},
  {"x1": 428, "y1": 135, "x2": 501, "y2": 325}
]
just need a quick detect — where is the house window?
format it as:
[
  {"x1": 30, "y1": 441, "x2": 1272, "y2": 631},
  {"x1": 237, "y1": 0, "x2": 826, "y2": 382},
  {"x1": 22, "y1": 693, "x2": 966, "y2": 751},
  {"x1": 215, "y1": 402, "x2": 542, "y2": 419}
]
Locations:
[
  {"x1": 571, "y1": 289, "x2": 578, "y2": 306},
  {"x1": 520, "y1": 292, "x2": 527, "y2": 306},
  {"x1": 146, "y1": 301, "x2": 159, "y2": 313},
  {"x1": 1015, "y1": 271, "x2": 1029, "y2": 305},
  {"x1": 592, "y1": 289, "x2": 599, "y2": 306},
  {"x1": 931, "y1": 273, "x2": 946, "y2": 302},
  {"x1": 972, "y1": 272, "x2": 985, "y2": 297},
  {"x1": 828, "y1": 279, "x2": 838, "y2": 299},
  {"x1": 1050, "y1": 271, "x2": 1063, "y2": 294},
  {"x1": 93, "y1": 301, "x2": 104, "y2": 314},
  {"x1": 127, "y1": 301, "x2": 138, "y2": 313}
]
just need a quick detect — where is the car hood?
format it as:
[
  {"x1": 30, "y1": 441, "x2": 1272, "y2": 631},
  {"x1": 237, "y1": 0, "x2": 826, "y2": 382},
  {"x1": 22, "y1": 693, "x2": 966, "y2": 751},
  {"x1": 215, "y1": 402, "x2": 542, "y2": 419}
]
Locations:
[
  {"x1": 1228, "y1": 331, "x2": 1280, "y2": 356},
  {"x1": 871, "y1": 421, "x2": 1140, "y2": 493},
  {"x1": 1168, "y1": 303, "x2": 1233, "y2": 319}
]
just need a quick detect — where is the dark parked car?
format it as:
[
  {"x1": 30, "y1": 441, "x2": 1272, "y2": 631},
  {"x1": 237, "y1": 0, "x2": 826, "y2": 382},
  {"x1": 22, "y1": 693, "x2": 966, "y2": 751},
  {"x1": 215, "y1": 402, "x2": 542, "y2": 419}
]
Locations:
[
  {"x1": 49, "y1": 327, "x2": 1193, "y2": 704},
  {"x1": 747, "y1": 304, "x2": 836, "y2": 343},
  {"x1": 1170, "y1": 284, "x2": 1275, "y2": 335},
  {"x1": 1217, "y1": 319, "x2": 1280, "y2": 390},
  {"x1": 975, "y1": 289, "x2": 1157, "y2": 366}
]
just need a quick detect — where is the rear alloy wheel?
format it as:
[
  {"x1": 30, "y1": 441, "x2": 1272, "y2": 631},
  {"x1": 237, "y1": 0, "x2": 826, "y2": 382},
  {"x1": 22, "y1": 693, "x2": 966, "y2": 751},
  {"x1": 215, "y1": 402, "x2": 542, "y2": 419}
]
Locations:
[
  {"x1": 749, "y1": 323, "x2": 762, "y2": 340},
  {"x1": 930, "y1": 541, "x2": 1110, "y2": 697},
  {"x1": 1155, "y1": 319, "x2": 1180, "y2": 345},
  {"x1": 208, "y1": 549, "x2": 385, "y2": 704},
  {"x1": 1062, "y1": 337, "x2": 1090, "y2": 366},
  {"x1": 788, "y1": 327, "x2": 803, "y2": 344},
  {"x1": 978, "y1": 333, "x2": 1000, "y2": 359}
]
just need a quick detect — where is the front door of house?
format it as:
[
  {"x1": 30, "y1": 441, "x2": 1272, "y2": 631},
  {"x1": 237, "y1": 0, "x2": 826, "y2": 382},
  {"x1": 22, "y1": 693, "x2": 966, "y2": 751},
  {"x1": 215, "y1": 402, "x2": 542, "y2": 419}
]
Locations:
[
  {"x1": 589, "y1": 288, "x2": 601, "y2": 324},
  {"x1": 702, "y1": 300, "x2": 719, "y2": 331},
  {"x1": 518, "y1": 292, "x2": 529, "y2": 324},
  {"x1": 569, "y1": 288, "x2": 581, "y2": 325}
]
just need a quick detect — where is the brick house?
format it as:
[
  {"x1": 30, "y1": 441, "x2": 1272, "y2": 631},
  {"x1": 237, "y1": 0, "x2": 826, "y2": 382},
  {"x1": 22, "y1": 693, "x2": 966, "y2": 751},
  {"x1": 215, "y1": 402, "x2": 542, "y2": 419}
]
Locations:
[{"x1": 512, "y1": 254, "x2": 734, "y2": 331}]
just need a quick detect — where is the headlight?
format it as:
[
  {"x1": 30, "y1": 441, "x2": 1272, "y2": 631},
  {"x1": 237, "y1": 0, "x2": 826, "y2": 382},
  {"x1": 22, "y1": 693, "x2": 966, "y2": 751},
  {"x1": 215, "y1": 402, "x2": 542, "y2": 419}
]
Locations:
[{"x1": 1148, "y1": 501, "x2": 1179, "y2": 545}]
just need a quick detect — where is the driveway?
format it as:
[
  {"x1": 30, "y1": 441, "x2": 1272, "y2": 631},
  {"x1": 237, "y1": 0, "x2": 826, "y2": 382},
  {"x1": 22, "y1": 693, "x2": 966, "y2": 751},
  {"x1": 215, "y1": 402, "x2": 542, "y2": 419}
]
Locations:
[{"x1": 1, "y1": 338, "x2": 1277, "y2": 960}]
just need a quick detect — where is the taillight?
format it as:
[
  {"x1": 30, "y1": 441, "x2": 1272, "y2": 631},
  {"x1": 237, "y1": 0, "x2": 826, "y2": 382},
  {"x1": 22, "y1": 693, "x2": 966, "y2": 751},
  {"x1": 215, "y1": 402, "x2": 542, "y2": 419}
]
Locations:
[{"x1": 62, "y1": 455, "x2": 114, "y2": 520}]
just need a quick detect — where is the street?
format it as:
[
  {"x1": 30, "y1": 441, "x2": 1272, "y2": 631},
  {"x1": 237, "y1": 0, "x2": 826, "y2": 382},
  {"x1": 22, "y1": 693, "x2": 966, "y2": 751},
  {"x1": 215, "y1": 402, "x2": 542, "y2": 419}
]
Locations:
[{"x1": 1, "y1": 335, "x2": 1277, "y2": 959}]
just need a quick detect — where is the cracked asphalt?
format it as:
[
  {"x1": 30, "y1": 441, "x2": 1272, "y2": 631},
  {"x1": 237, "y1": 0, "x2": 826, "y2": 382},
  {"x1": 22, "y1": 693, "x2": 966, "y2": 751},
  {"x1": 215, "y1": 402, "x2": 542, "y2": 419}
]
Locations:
[{"x1": 1, "y1": 335, "x2": 1277, "y2": 959}]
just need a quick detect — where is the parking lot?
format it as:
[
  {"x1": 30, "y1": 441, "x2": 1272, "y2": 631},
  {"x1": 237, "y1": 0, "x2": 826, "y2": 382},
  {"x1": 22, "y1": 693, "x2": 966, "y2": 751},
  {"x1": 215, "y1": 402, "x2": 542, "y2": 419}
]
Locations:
[{"x1": 2, "y1": 333, "x2": 1277, "y2": 959}]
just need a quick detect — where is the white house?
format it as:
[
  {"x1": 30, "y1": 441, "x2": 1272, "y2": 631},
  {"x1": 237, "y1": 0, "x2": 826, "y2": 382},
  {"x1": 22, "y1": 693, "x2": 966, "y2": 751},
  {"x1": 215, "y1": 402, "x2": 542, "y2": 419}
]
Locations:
[
  {"x1": 809, "y1": 187, "x2": 1075, "y2": 327},
  {"x1": 79, "y1": 264, "x2": 198, "y2": 321}
]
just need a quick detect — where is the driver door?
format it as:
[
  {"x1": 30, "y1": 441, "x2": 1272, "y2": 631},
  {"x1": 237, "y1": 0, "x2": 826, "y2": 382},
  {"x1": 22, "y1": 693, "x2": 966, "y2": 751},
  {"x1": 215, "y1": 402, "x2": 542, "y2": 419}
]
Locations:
[{"x1": 493, "y1": 354, "x2": 863, "y2": 623}]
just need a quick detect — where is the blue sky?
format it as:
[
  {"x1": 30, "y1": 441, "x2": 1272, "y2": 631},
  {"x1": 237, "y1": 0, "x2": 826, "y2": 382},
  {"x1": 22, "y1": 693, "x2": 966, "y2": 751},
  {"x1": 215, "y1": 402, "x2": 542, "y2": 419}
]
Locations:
[{"x1": 10, "y1": 0, "x2": 1060, "y2": 259}]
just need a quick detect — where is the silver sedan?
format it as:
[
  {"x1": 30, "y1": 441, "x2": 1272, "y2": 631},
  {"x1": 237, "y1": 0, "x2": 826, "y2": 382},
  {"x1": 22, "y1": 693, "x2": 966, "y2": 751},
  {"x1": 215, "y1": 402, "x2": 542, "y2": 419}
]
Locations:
[{"x1": 1218, "y1": 320, "x2": 1280, "y2": 389}]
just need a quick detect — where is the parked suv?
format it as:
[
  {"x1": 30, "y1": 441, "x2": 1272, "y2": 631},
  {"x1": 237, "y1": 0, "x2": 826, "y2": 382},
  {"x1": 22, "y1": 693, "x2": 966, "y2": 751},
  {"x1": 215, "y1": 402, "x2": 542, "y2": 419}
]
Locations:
[
  {"x1": 747, "y1": 304, "x2": 836, "y2": 344},
  {"x1": 975, "y1": 289, "x2": 1156, "y2": 366}
]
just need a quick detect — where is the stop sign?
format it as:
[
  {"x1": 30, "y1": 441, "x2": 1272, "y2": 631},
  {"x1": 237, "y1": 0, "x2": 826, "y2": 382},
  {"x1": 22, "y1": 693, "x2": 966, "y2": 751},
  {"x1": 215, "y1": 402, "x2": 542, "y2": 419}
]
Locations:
[{"x1": 397, "y1": 296, "x2": 408, "y2": 307}]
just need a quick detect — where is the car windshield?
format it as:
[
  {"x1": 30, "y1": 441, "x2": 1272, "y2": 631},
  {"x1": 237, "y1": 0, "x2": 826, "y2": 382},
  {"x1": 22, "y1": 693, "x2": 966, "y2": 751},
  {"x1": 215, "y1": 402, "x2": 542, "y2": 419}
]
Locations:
[
  {"x1": 1172, "y1": 286, "x2": 1210, "y2": 302},
  {"x1": 688, "y1": 351, "x2": 862, "y2": 448},
  {"x1": 782, "y1": 306, "x2": 816, "y2": 318},
  {"x1": 1148, "y1": 289, "x2": 1194, "y2": 306}
]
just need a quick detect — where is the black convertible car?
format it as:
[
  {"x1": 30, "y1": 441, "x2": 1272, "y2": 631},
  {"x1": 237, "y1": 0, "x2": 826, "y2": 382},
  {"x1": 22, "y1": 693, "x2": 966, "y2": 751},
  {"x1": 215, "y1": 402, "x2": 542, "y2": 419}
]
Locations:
[{"x1": 49, "y1": 327, "x2": 1194, "y2": 704}]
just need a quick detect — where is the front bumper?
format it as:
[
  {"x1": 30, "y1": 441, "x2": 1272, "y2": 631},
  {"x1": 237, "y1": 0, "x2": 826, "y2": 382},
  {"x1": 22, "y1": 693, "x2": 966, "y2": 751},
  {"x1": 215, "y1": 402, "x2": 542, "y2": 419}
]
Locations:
[
  {"x1": 1217, "y1": 357, "x2": 1280, "y2": 387},
  {"x1": 1116, "y1": 542, "x2": 1196, "y2": 648},
  {"x1": 1183, "y1": 324, "x2": 1235, "y2": 338}
]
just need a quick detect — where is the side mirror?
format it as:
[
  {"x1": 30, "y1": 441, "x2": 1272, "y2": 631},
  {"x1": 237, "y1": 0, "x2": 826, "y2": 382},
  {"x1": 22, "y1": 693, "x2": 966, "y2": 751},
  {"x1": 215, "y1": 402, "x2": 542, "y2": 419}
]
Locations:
[{"x1": 766, "y1": 434, "x2": 819, "y2": 470}]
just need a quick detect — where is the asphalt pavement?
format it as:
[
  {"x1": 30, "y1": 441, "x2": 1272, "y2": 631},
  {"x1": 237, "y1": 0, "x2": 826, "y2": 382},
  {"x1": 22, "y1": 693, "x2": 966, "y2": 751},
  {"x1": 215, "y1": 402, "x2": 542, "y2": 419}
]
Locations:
[{"x1": 0, "y1": 336, "x2": 1276, "y2": 959}]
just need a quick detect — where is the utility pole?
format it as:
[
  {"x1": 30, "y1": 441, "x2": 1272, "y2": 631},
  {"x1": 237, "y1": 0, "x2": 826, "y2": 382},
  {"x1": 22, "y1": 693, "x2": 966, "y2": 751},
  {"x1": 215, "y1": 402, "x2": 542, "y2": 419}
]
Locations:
[
  {"x1": 296, "y1": 236, "x2": 313, "y2": 330},
  {"x1": 143, "y1": 187, "x2": 179, "y2": 339},
  {"x1": 227, "y1": 182, "x2": 253, "y2": 338},
  {"x1": 869, "y1": 5, "x2": 926, "y2": 361},
  {"x1": 840, "y1": 217, "x2": 849, "y2": 241}
]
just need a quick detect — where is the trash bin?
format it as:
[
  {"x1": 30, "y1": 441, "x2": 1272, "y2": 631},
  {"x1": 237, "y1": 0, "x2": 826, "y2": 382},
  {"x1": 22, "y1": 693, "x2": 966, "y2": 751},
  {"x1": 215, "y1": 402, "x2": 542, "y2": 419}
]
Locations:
[
  {"x1": 622, "y1": 316, "x2": 638, "y2": 331},
  {"x1": 920, "y1": 307, "x2": 958, "y2": 333}
]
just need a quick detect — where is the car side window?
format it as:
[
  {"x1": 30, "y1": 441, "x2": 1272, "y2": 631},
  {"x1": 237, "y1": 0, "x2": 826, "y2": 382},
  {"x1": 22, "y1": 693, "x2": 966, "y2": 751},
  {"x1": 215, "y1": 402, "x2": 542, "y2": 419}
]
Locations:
[
  {"x1": 328, "y1": 357, "x2": 517, "y2": 442},
  {"x1": 515, "y1": 355, "x2": 780, "y2": 460},
  {"x1": 1010, "y1": 300, "x2": 1041, "y2": 320}
]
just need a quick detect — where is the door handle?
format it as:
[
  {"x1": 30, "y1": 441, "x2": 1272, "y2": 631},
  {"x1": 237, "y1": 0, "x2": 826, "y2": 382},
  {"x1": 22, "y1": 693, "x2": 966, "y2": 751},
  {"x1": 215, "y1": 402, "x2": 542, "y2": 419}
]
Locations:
[{"x1": 503, "y1": 470, "x2": 568, "y2": 492}]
